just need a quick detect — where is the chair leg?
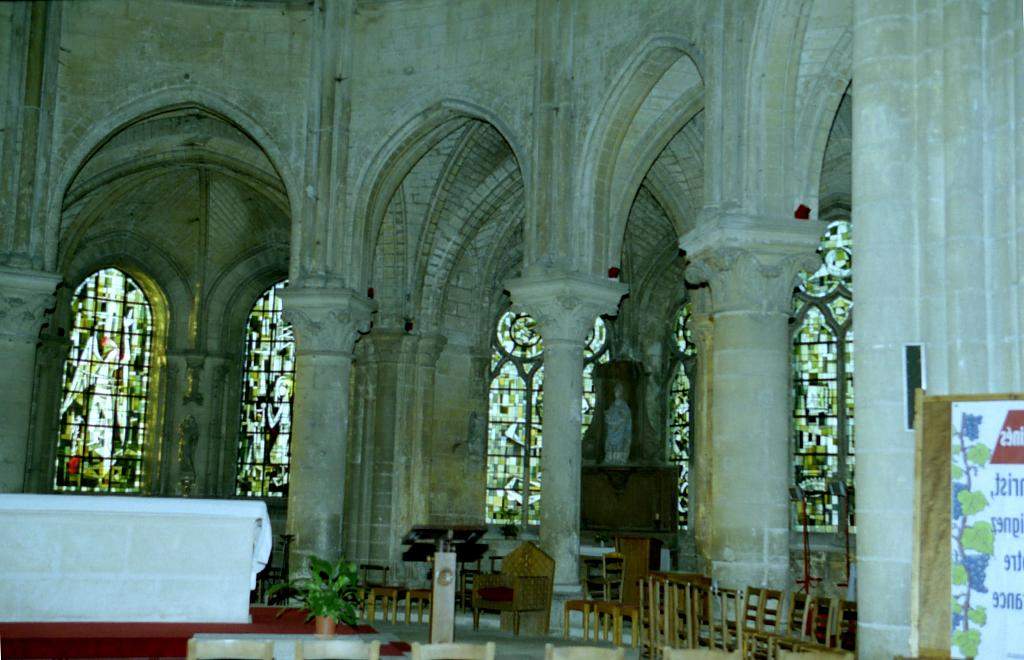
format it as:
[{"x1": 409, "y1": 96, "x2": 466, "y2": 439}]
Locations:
[
  {"x1": 632, "y1": 616, "x2": 639, "y2": 649},
  {"x1": 513, "y1": 611, "x2": 521, "y2": 636},
  {"x1": 473, "y1": 608, "x2": 481, "y2": 630},
  {"x1": 563, "y1": 605, "x2": 570, "y2": 639}
]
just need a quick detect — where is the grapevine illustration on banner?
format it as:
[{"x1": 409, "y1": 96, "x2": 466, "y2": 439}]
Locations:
[{"x1": 951, "y1": 412, "x2": 996, "y2": 658}]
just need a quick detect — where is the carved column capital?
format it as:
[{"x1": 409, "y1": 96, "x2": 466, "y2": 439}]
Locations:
[
  {"x1": 0, "y1": 267, "x2": 60, "y2": 342},
  {"x1": 680, "y1": 213, "x2": 821, "y2": 315},
  {"x1": 506, "y1": 270, "x2": 628, "y2": 346},
  {"x1": 281, "y1": 286, "x2": 374, "y2": 357}
]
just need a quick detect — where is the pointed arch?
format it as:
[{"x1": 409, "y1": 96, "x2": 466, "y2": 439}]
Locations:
[
  {"x1": 349, "y1": 99, "x2": 528, "y2": 288},
  {"x1": 577, "y1": 34, "x2": 704, "y2": 272},
  {"x1": 47, "y1": 86, "x2": 297, "y2": 272}
]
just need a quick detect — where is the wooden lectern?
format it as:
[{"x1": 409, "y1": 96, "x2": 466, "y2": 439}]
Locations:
[{"x1": 401, "y1": 526, "x2": 488, "y2": 643}]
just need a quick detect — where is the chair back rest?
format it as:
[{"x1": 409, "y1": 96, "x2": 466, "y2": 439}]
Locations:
[
  {"x1": 662, "y1": 648, "x2": 742, "y2": 659},
  {"x1": 806, "y1": 596, "x2": 838, "y2": 645},
  {"x1": 501, "y1": 541, "x2": 555, "y2": 579},
  {"x1": 742, "y1": 588, "x2": 761, "y2": 632},
  {"x1": 544, "y1": 644, "x2": 626, "y2": 660},
  {"x1": 760, "y1": 588, "x2": 783, "y2": 632},
  {"x1": 410, "y1": 642, "x2": 496, "y2": 660},
  {"x1": 359, "y1": 563, "x2": 390, "y2": 586},
  {"x1": 603, "y1": 552, "x2": 625, "y2": 578},
  {"x1": 787, "y1": 590, "x2": 809, "y2": 636},
  {"x1": 186, "y1": 638, "x2": 274, "y2": 660},
  {"x1": 836, "y1": 599, "x2": 856, "y2": 649},
  {"x1": 296, "y1": 639, "x2": 381, "y2": 660}
]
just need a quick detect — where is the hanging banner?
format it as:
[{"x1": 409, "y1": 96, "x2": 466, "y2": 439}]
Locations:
[{"x1": 950, "y1": 400, "x2": 1024, "y2": 659}]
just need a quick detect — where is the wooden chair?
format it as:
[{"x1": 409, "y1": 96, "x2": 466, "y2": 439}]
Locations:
[
  {"x1": 366, "y1": 585, "x2": 402, "y2": 624},
  {"x1": 741, "y1": 587, "x2": 784, "y2": 659},
  {"x1": 785, "y1": 591, "x2": 810, "y2": 639},
  {"x1": 543, "y1": 644, "x2": 626, "y2": 660},
  {"x1": 186, "y1": 638, "x2": 273, "y2": 660},
  {"x1": 403, "y1": 587, "x2": 432, "y2": 624},
  {"x1": 602, "y1": 552, "x2": 625, "y2": 600},
  {"x1": 834, "y1": 600, "x2": 856, "y2": 651},
  {"x1": 563, "y1": 599, "x2": 594, "y2": 640},
  {"x1": 804, "y1": 596, "x2": 839, "y2": 648},
  {"x1": 410, "y1": 641, "x2": 496, "y2": 660},
  {"x1": 592, "y1": 599, "x2": 640, "y2": 648},
  {"x1": 458, "y1": 559, "x2": 482, "y2": 611},
  {"x1": 582, "y1": 556, "x2": 607, "y2": 599},
  {"x1": 472, "y1": 541, "x2": 554, "y2": 635},
  {"x1": 710, "y1": 587, "x2": 742, "y2": 652},
  {"x1": 295, "y1": 639, "x2": 382, "y2": 660},
  {"x1": 661, "y1": 648, "x2": 741, "y2": 659}
]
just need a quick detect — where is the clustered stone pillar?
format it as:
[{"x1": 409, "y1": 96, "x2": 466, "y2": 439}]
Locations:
[
  {"x1": 681, "y1": 217, "x2": 819, "y2": 590},
  {"x1": 0, "y1": 267, "x2": 60, "y2": 493},
  {"x1": 507, "y1": 271, "x2": 626, "y2": 608},
  {"x1": 282, "y1": 286, "x2": 373, "y2": 572}
]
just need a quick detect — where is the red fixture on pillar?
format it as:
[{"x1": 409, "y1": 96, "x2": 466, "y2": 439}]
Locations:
[{"x1": 794, "y1": 204, "x2": 812, "y2": 220}]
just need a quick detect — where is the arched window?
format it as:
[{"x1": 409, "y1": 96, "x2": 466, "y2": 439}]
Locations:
[
  {"x1": 485, "y1": 311, "x2": 608, "y2": 526},
  {"x1": 55, "y1": 267, "x2": 154, "y2": 493},
  {"x1": 791, "y1": 219, "x2": 854, "y2": 532},
  {"x1": 668, "y1": 302, "x2": 696, "y2": 528},
  {"x1": 236, "y1": 280, "x2": 295, "y2": 497}
]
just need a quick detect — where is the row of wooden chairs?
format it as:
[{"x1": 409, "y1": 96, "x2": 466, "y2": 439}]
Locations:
[
  {"x1": 186, "y1": 638, "x2": 381, "y2": 660},
  {"x1": 631, "y1": 574, "x2": 855, "y2": 659},
  {"x1": 187, "y1": 638, "x2": 631, "y2": 660},
  {"x1": 741, "y1": 588, "x2": 856, "y2": 658}
]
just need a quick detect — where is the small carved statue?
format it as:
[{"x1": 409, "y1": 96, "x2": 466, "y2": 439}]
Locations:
[
  {"x1": 177, "y1": 414, "x2": 199, "y2": 496},
  {"x1": 604, "y1": 383, "x2": 632, "y2": 465}
]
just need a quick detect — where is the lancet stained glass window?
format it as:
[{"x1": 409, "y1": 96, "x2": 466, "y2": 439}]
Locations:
[
  {"x1": 236, "y1": 280, "x2": 295, "y2": 497},
  {"x1": 486, "y1": 310, "x2": 608, "y2": 526},
  {"x1": 791, "y1": 219, "x2": 854, "y2": 533},
  {"x1": 55, "y1": 267, "x2": 153, "y2": 493},
  {"x1": 668, "y1": 302, "x2": 696, "y2": 528}
]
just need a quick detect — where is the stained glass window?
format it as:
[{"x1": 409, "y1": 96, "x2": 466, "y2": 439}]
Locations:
[
  {"x1": 486, "y1": 311, "x2": 608, "y2": 526},
  {"x1": 236, "y1": 280, "x2": 295, "y2": 497},
  {"x1": 55, "y1": 268, "x2": 154, "y2": 493},
  {"x1": 668, "y1": 302, "x2": 696, "y2": 528},
  {"x1": 791, "y1": 219, "x2": 854, "y2": 533}
]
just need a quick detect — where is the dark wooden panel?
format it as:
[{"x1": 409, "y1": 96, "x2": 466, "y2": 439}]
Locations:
[{"x1": 581, "y1": 465, "x2": 678, "y2": 533}]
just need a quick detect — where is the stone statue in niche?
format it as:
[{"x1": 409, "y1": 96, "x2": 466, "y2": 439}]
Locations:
[
  {"x1": 603, "y1": 383, "x2": 632, "y2": 465},
  {"x1": 177, "y1": 414, "x2": 198, "y2": 496}
]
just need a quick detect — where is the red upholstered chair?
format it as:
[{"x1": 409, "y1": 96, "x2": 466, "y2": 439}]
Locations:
[{"x1": 471, "y1": 541, "x2": 554, "y2": 635}]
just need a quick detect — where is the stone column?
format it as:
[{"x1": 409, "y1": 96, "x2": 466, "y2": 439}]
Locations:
[
  {"x1": 687, "y1": 288, "x2": 714, "y2": 575},
  {"x1": 506, "y1": 271, "x2": 627, "y2": 601},
  {"x1": 281, "y1": 286, "x2": 373, "y2": 572},
  {"x1": 0, "y1": 267, "x2": 60, "y2": 492},
  {"x1": 681, "y1": 216, "x2": 819, "y2": 590}
]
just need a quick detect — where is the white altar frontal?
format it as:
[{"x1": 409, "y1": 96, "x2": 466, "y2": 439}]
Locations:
[{"x1": 0, "y1": 494, "x2": 271, "y2": 622}]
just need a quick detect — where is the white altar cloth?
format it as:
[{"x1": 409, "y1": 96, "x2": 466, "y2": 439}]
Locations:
[{"x1": 0, "y1": 494, "x2": 272, "y2": 622}]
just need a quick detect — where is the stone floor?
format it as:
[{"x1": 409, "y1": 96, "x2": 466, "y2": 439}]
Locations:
[{"x1": 372, "y1": 611, "x2": 641, "y2": 659}]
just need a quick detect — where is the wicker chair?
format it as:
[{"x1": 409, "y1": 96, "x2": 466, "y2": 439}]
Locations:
[{"x1": 472, "y1": 541, "x2": 554, "y2": 635}]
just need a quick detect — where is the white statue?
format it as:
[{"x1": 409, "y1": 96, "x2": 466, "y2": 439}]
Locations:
[{"x1": 604, "y1": 383, "x2": 632, "y2": 465}]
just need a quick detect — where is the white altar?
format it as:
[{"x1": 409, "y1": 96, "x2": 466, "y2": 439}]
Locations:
[{"x1": 0, "y1": 494, "x2": 271, "y2": 622}]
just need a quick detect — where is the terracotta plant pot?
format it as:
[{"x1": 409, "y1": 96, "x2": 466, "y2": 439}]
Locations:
[{"x1": 315, "y1": 615, "x2": 336, "y2": 636}]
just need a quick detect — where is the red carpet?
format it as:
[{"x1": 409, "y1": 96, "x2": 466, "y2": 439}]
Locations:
[{"x1": 0, "y1": 607, "x2": 411, "y2": 659}]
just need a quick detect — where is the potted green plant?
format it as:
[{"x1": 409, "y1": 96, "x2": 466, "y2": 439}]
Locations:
[
  {"x1": 266, "y1": 555, "x2": 360, "y2": 636},
  {"x1": 497, "y1": 506, "x2": 521, "y2": 539}
]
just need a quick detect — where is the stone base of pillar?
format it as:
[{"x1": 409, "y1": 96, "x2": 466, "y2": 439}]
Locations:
[{"x1": 547, "y1": 584, "x2": 584, "y2": 632}]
